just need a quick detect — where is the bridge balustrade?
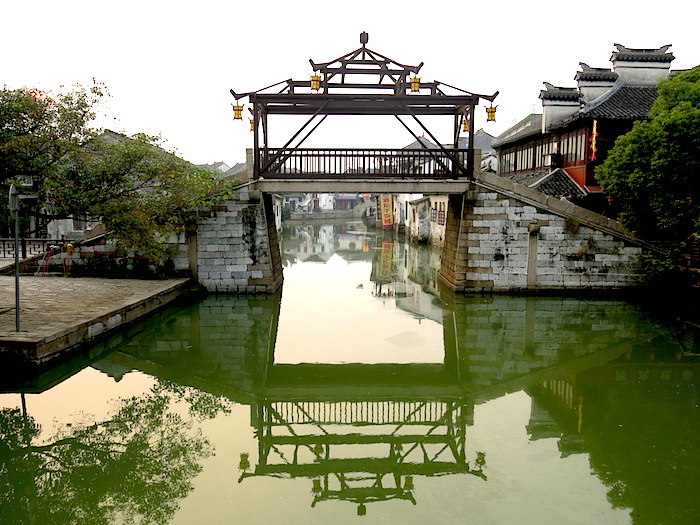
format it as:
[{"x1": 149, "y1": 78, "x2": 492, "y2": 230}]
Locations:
[
  {"x1": 258, "y1": 148, "x2": 468, "y2": 179},
  {"x1": 266, "y1": 400, "x2": 456, "y2": 425}
]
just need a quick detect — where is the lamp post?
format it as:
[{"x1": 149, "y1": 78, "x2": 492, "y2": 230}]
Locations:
[{"x1": 8, "y1": 184, "x2": 20, "y2": 332}]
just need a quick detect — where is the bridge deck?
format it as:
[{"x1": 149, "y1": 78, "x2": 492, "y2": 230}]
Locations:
[{"x1": 254, "y1": 178, "x2": 472, "y2": 194}]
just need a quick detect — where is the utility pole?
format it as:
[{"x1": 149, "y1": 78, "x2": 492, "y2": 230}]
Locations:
[{"x1": 8, "y1": 184, "x2": 20, "y2": 332}]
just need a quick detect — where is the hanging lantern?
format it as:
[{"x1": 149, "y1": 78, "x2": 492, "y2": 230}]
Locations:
[
  {"x1": 310, "y1": 75, "x2": 321, "y2": 92},
  {"x1": 410, "y1": 77, "x2": 420, "y2": 93},
  {"x1": 232, "y1": 104, "x2": 243, "y2": 120},
  {"x1": 249, "y1": 118, "x2": 255, "y2": 131},
  {"x1": 405, "y1": 476, "x2": 414, "y2": 491},
  {"x1": 238, "y1": 453, "x2": 250, "y2": 472},
  {"x1": 462, "y1": 116, "x2": 470, "y2": 133},
  {"x1": 311, "y1": 479, "x2": 322, "y2": 495},
  {"x1": 486, "y1": 104, "x2": 497, "y2": 122}
]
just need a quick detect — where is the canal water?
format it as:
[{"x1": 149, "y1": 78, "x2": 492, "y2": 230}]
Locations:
[{"x1": 2, "y1": 221, "x2": 700, "y2": 524}]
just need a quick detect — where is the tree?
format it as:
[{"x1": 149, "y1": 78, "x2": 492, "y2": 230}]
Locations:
[
  {"x1": 0, "y1": 83, "x2": 103, "y2": 236},
  {"x1": 0, "y1": 382, "x2": 230, "y2": 524},
  {"x1": 596, "y1": 67, "x2": 700, "y2": 244},
  {"x1": 44, "y1": 131, "x2": 238, "y2": 260},
  {"x1": 1, "y1": 84, "x2": 240, "y2": 259}
]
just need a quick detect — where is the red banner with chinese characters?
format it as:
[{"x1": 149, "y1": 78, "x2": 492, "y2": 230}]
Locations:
[
  {"x1": 378, "y1": 241, "x2": 393, "y2": 281},
  {"x1": 380, "y1": 194, "x2": 393, "y2": 228},
  {"x1": 590, "y1": 119, "x2": 598, "y2": 161}
]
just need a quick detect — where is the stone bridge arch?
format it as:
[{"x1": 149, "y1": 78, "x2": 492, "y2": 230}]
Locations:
[{"x1": 192, "y1": 167, "x2": 648, "y2": 293}]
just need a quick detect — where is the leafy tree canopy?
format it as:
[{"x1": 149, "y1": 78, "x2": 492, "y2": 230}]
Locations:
[
  {"x1": 45, "y1": 131, "x2": 238, "y2": 259},
  {"x1": 1, "y1": 84, "x2": 239, "y2": 259},
  {"x1": 0, "y1": 83, "x2": 102, "y2": 185},
  {"x1": 0, "y1": 382, "x2": 231, "y2": 525},
  {"x1": 596, "y1": 66, "x2": 700, "y2": 244},
  {"x1": 1, "y1": 83, "x2": 103, "y2": 235}
]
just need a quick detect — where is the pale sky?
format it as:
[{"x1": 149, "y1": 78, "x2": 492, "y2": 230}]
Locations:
[{"x1": 3, "y1": 0, "x2": 698, "y2": 167}]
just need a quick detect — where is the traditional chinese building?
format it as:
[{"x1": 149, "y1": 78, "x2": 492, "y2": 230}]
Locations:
[{"x1": 494, "y1": 44, "x2": 677, "y2": 209}]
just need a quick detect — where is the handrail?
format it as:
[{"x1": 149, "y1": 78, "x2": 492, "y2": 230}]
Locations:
[
  {"x1": 257, "y1": 148, "x2": 469, "y2": 179},
  {"x1": 0, "y1": 238, "x2": 73, "y2": 259}
]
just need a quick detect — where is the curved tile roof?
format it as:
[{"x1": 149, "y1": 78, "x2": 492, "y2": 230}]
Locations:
[
  {"x1": 583, "y1": 85, "x2": 658, "y2": 119},
  {"x1": 611, "y1": 44, "x2": 675, "y2": 63}
]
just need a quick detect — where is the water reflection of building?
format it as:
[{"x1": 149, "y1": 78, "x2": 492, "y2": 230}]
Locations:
[
  {"x1": 281, "y1": 223, "x2": 374, "y2": 265},
  {"x1": 369, "y1": 240, "x2": 447, "y2": 323},
  {"x1": 6, "y1": 247, "x2": 700, "y2": 520},
  {"x1": 53, "y1": 287, "x2": 690, "y2": 515}
]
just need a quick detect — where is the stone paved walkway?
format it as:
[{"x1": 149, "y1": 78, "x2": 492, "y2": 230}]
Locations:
[{"x1": 0, "y1": 276, "x2": 191, "y2": 341}]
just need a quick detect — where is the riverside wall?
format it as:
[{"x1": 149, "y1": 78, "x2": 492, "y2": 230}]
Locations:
[
  {"x1": 439, "y1": 174, "x2": 646, "y2": 292},
  {"x1": 194, "y1": 188, "x2": 283, "y2": 293}
]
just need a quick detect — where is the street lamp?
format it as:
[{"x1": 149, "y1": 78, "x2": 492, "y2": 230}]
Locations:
[{"x1": 8, "y1": 184, "x2": 20, "y2": 332}]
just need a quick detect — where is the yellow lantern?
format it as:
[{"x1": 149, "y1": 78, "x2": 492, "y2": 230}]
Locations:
[
  {"x1": 486, "y1": 104, "x2": 497, "y2": 122},
  {"x1": 310, "y1": 75, "x2": 321, "y2": 92},
  {"x1": 238, "y1": 453, "x2": 250, "y2": 471},
  {"x1": 410, "y1": 77, "x2": 420, "y2": 93},
  {"x1": 462, "y1": 117, "x2": 470, "y2": 132},
  {"x1": 249, "y1": 118, "x2": 255, "y2": 131},
  {"x1": 232, "y1": 104, "x2": 243, "y2": 120}
]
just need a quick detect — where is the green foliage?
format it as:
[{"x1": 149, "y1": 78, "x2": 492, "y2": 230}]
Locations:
[
  {"x1": 1, "y1": 83, "x2": 240, "y2": 261},
  {"x1": 596, "y1": 67, "x2": 700, "y2": 244},
  {"x1": 564, "y1": 215, "x2": 580, "y2": 234},
  {"x1": 0, "y1": 383, "x2": 227, "y2": 524},
  {"x1": 281, "y1": 203, "x2": 292, "y2": 221},
  {"x1": 0, "y1": 83, "x2": 105, "y2": 235},
  {"x1": 45, "y1": 131, "x2": 239, "y2": 260}
]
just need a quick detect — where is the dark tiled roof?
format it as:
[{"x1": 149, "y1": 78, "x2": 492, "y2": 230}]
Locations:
[
  {"x1": 499, "y1": 171, "x2": 543, "y2": 186},
  {"x1": 530, "y1": 168, "x2": 587, "y2": 199},
  {"x1": 574, "y1": 63, "x2": 618, "y2": 82},
  {"x1": 492, "y1": 114, "x2": 544, "y2": 148},
  {"x1": 456, "y1": 129, "x2": 497, "y2": 154},
  {"x1": 539, "y1": 83, "x2": 580, "y2": 101},
  {"x1": 583, "y1": 85, "x2": 657, "y2": 119},
  {"x1": 402, "y1": 137, "x2": 439, "y2": 150},
  {"x1": 611, "y1": 44, "x2": 674, "y2": 63},
  {"x1": 550, "y1": 84, "x2": 658, "y2": 129},
  {"x1": 226, "y1": 162, "x2": 247, "y2": 176}
]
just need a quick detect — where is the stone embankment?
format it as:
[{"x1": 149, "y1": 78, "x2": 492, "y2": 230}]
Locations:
[{"x1": 0, "y1": 275, "x2": 195, "y2": 369}]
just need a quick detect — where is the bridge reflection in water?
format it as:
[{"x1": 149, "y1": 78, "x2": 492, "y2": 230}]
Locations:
[{"x1": 91, "y1": 234, "x2": 698, "y2": 517}]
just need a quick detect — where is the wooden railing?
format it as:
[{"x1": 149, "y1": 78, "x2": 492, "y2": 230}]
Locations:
[
  {"x1": 258, "y1": 148, "x2": 470, "y2": 179},
  {"x1": 265, "y1": 400, "x2": 456, "y2": 425},
  {"x1": 0, "y1": 238, "x2": 71, "y2": 259}
]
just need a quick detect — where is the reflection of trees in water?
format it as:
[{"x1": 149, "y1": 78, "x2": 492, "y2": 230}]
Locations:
[
  {"x1": 528, "y1": 333, "x2": 700, "y2": 525},
  {"x1": 580, "y1": 382, "x2": 700, "y2": 525},
  {"x1": 0, "y1": 381, "x2": 231, "y2": 525}
]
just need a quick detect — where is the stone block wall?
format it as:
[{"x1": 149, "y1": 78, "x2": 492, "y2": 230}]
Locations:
[
  {"x1": 123, "y1": 293, "x2": 281, "y2": 393},
  {"x1": 440, "y1": 175, "x2": 646, "y2": 292},
  {"x1": 442, "y1": 294, "x2": 662, "y2": 394},
  {"x1": 195, "y1": 190, "x2": 283, "y2": 293}
]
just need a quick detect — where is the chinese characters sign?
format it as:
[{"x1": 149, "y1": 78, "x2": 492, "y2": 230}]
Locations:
[{"x1": 380, "y1": 194, "x2": 393, "y2": 228}]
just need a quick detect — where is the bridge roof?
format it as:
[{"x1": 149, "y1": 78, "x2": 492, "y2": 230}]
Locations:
[{"x1": 252, "y1": 92, "x2": 480, "y2": 116}]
